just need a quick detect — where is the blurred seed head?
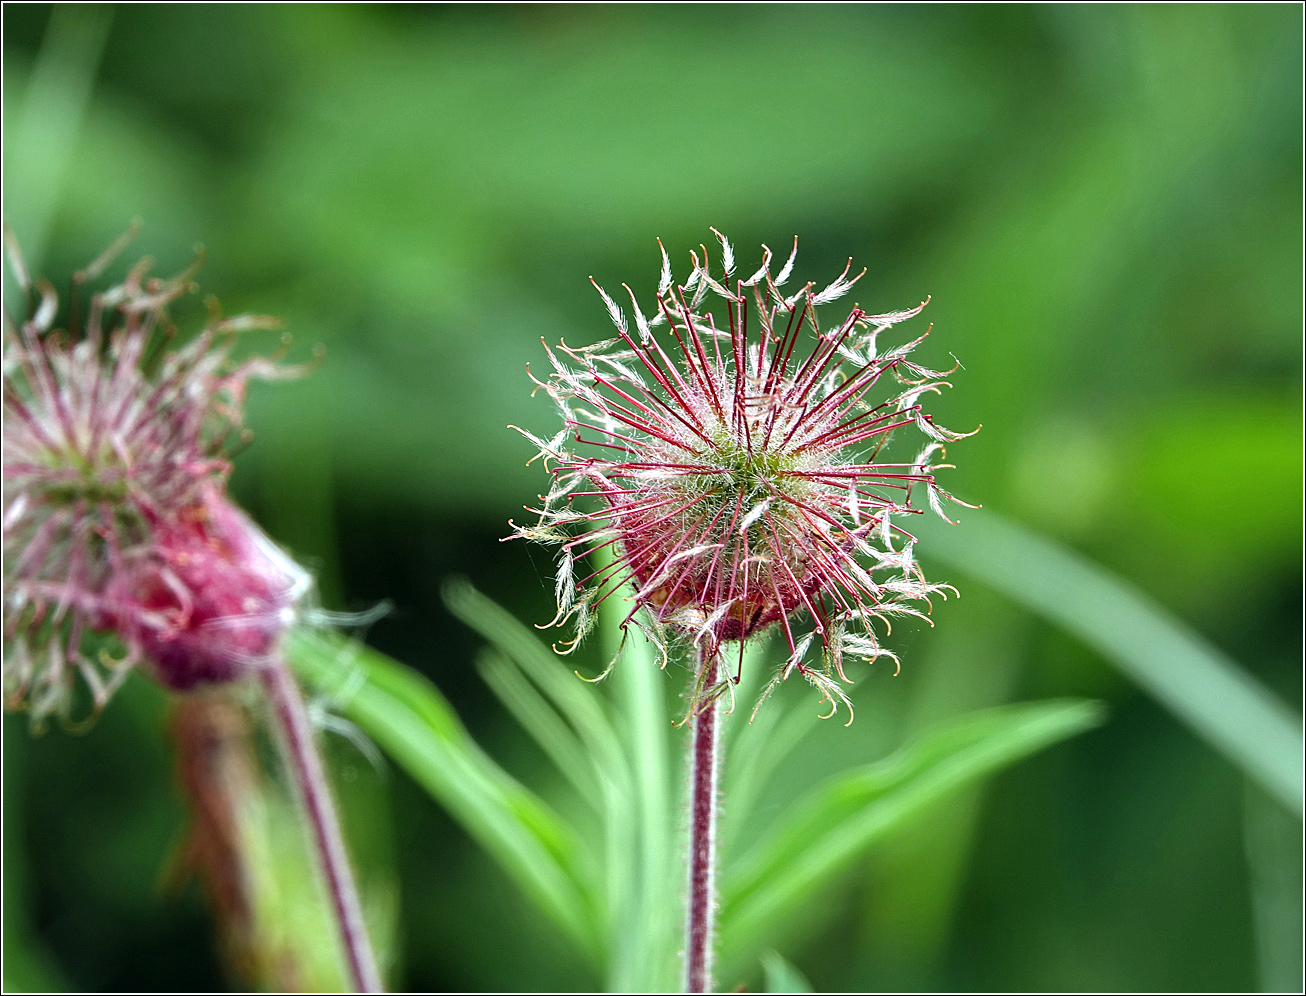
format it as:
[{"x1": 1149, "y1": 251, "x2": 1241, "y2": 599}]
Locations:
[
  {"x1": 511, "y1": 232, "x2": 977, "y2": 719},
  {"x1": 2, "y1": 225, "x2": 312, "y2": 726}
]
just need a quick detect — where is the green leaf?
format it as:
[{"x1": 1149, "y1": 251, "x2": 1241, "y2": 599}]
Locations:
[
  {"x1": 443, "y1": 577, "x2": 624, "y2": 771},
  {"x1": 1244, "y1": 785, "x2": 1304, "y2": 991},
  {"x1": 761, "y1": 950, "x2": 814, "y2": 993},
  {"x1": 4, "y1": 3, "x2": 113, "y2": 272},
  {"x1": 475, "y1": 648, "x2": 601, "y2": 809},
  {"x1": 2, "y1": 724, "x2": 73, "y2": 995},
  {"x1": 597, "y1": 557, "x2": 678, "y2": 993},
  {"x1": 443, "y1": 578, "x2": 643, "y2": 983},
  {"x1": 719, "y1": 699, "x2": 1105, "y2": 974},
  {"x1": 285, "y1": 628, "x2": 603, "y2": 962},
  {"x1": 915, "y1": 509, "x2": 1304, "y2": 815},
  {"x1": 720, "y1": 689, "x2": 822, "y2": 861}
]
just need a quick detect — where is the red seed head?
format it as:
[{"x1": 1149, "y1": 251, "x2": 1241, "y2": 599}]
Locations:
[
  {"x1": 2, "y1": 228, "x2": 309, "y2": 724},
  {"x1": 512, "y1": 233, "x2": 977, "y2": 719}
]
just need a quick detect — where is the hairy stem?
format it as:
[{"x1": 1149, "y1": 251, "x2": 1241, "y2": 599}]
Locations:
[
  {"x1": 261, "y1": 658, "x2": 383, "y2": 993},
  {"x1": 686, "y1": 647, "x2": 722, "y2": 993}
]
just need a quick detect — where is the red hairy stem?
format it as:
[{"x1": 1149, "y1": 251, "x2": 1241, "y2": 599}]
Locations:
[
  {"x1": 261, "y1": 659, "x2": 383, "y2": 993},
  {"x1": 686, "y1": 646, "x2": 722, "y2": 994}
]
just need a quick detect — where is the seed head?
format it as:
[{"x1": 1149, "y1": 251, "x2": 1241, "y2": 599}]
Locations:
[
  {"x1": 2, "y1": 227, "x2": 310, "y2": 725},
  {"x1": 511, "y1": 233, "x2": 977, "y2": 719}
]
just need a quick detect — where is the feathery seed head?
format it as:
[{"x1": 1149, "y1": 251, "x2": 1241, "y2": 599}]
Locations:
[
  {"x1": 3, "y1": 227, "x2": 310, "y2": 725},
  {"x1": 511, "y1": 233, "x2": 978, "y2": 720}
]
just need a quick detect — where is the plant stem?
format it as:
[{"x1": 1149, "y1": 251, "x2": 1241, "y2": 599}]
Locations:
[
  {"x1": 261, "y1": 658, "x2": 383, "y2": 993},
  {"x1": 686, "y1": 646, "x2": 722, "y2": 994}
]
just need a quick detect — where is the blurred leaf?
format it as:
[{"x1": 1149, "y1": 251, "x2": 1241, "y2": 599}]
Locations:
[
  {"x1": 719, "y1": 699, "x2": 1105, "y2": 973},
  {"x1": 246, "y1": 787, "x2": 351, "y2": 989},
  {"x1": 857, "y1": 590, "x2": 1027, "y2": 982},
  {"x1": 286, "y1": 629, "x2": 603, "y2": 963},
  {"x1": 446, "y1": 577, "x2": 685, "y2": 988},
  {"x1": 3, "y1": 3, "x2": 112, "y2": 271},
  {"x1": 762, "y1": 949, "x2": 814, "y2": 993},
  {"x1": 2, "y1": 723, "x2": 72, "y2": 994},
  {"x1": 0, "y1": 937, "x2": 68, "y2": 995},
  {"x1": 916, "y1": 509, "x2": 1304, "y2": 815},
  {"x1": 258, "y1": 12, "x2": 999, "y2": 256},
  {"x1": 443, "y1": 577, "x2": 648, "y2": 985},
  {"x1": 720, "y1": 687, "x2": 824, "y2": 860},
  {"x1": 475, "y1": 648, "x2": 600, "y2": 809},
  {"x1": 443, "y1": 577, "x2": 624, "y2": 775},
  {"x1": 596, "y1": 555, "x2": 679, "y2": 993},
  {"x1": 1122, "y1": 397, "x2": 1302, "y2": 564},
  {"x1": 166, "y1": 692, "x2": 385, "y2": 991},
  {"x1": 1244, "y1": 784, "x2": 1304, "y2": 992}
]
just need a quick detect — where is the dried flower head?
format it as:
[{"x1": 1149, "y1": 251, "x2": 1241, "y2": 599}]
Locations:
[
  {"x1": 511, "y1": 232, "x2": 977, "y2": 719},
  {"x1": 2, "y1": 227, "x2": 311, "y2": 725}
]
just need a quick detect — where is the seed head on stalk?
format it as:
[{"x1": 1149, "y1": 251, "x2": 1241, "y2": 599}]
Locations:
[
  {"x1": 510, "y1": 232, "x2": 977, "y2": 720},
  {"x1": 2, "y1": 226, "x2": 311, "y2": 726},
  {"x1": 3, "y1": 226, "x2": 384, "y2": 992}
]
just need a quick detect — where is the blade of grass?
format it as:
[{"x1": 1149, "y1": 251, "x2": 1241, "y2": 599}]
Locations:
[
  {"x1": 443, "y1": 578, "x2": 633, "y2": 982},
  {"x1": 720, "y1": 692, "x2": 820, "y2": 862},
  {"x1": 444, "y1": 578, "x2": 624, "y2": 768},
  {"x1": 719, "y1": 699, "x2": 1104, "y2": 974},
  {"x1": 720, "y1": 646, "x2": 868, "y2": 863},
  {"x1": 286, "y1": 628, "x2": 603, "y2": 963},
  {"x1": 597, "y1": 551, "x2": 677, "y2": 992},
  {"x1": 915, "y1": 509, "x2": 1304, "y2": 815},
  {"x1": 761, "y1": 951, "x2": 814, "y2": 993},
  {"x1": 475, "y1": 648, "x2": 601, "y2": 809},
  {"x1": 5, "y1": 3, "x2": 112, "y2": 273},
  {"x1": 1244, "y1": 784, "x2": 1304, "y2": 991}
]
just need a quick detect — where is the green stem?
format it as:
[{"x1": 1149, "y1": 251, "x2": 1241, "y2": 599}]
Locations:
[{"x1": 261, "y1": 658, "x2": 382, "y2": 992}]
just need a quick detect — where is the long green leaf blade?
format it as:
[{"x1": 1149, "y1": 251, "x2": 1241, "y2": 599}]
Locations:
[
  {"x1": 761, "y1": 951, "x2": 814, "y2": 993},
  {"x1": 721, "y1": 691, "x2": 822, "y2": 861},
  {"x1": 286, "y1": 628, "x2": 603, "y2": 962},
  {"x1": 475, "y1": 648, "x2": 601, "y2": 808},
  {"x1": 444, "y1": 578, "x2": 624, "y2": 766},
  {"x1": 443, "y1": 578, "x2": 637, "y2": 981},
  {"x1": 599, "y1": 559, "x2": 677, "y2": 992},
  {"x1": 719, "y1": 699, "x2": 1104, "y2": 973},
  {"x1": 916, "y1": 509, "x2": 1304, "y2": 815}
]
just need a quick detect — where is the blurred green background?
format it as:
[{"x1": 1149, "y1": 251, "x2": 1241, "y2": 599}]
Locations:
[{"x1": 3, "y1": 3, "x2": 1301, "y2": 992}]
